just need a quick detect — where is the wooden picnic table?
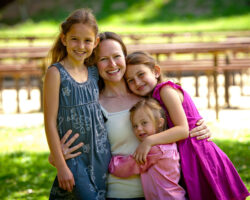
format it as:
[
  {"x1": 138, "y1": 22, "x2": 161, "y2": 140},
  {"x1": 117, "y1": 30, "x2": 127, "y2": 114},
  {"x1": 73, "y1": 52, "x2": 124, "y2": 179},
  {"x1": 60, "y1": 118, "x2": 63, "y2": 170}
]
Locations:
[
  {"x1": 0, "y1": 46, "x2": 49, "y2": 54},
  {"x1": 127, "y1": 41, "x2": 250, "y2": 54},
  {"x1": 1, "y1": 31, "x2": 250, "y2": 46},
  {"x1": 0, "y1": 46, "x2": 49, "y2": 113},
  {"x1": 120, "y1": 31, "x2": 250, "y2": 44}
]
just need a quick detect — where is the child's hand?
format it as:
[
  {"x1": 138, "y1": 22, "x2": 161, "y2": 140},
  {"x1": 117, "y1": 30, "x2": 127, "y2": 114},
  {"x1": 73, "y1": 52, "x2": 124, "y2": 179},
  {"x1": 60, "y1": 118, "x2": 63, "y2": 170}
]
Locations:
[
  {"x1": 57, "y1": 166, "x2": 75, "y2": 192},
  {"x1": 133, "y1": 139, "x2": 152, "y2": 164},
  {"x1": 190, "y1": 119, "x2": 212, "y2": 141}
]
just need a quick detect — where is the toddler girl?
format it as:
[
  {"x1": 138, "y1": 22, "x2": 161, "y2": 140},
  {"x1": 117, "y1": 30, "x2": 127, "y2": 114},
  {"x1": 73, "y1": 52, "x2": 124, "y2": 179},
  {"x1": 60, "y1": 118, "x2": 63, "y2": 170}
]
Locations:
[{"x1": 109, "y1": 98, "x2": 186, "y2": 200}]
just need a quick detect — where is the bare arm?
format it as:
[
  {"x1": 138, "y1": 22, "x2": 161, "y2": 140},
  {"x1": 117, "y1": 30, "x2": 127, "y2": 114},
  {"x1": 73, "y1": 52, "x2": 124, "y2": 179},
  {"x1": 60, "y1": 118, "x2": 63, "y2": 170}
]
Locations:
[
  {"x1": 134, "y1": 86, "x2": 189, "y2": 163},
  {"x1": 110, "y1": 146, "x2": 163, "y2": 177},
  {"x1": 44, "y1": 67, "x2": 75, "y2": 192},
  {"x1": 109, "y1": 155, "x2": 140, "y2": 177},
  {"x1": 150, "y1": 86, "x2": 189, "y2": 144}
]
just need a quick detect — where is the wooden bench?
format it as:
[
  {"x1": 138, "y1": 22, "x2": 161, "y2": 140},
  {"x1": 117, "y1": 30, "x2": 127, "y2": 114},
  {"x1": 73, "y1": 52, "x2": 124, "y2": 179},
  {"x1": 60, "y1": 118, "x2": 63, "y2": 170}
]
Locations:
[
  {"x1": 0, "y1": 36, "x2": 55, "y2": 47},
  {"x1": 120, "y1": 31, "x2": 250, "y2": 44},
  {"x1": 1, "y1": 31, "x2": 250, "y2": 46},
  {"x1": 0, "y1": 46, "x2": 49, "y2": 113},
  {"x1": 159, "y1": 57, "x2": 249, "y2": 106},
  {"x1": 0, "y1": 40, "x2": 249, "y2": 117}
]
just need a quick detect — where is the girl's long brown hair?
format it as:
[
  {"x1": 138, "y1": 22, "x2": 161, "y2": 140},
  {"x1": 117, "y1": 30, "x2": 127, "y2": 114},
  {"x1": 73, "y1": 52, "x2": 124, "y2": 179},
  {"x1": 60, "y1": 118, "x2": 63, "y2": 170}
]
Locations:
[
  {"x1": 126, "y1": 51, "x2": 164, "y2": 83},
  {"x1": 47, "y1": 8, "x2": 98, "y2": 66}
]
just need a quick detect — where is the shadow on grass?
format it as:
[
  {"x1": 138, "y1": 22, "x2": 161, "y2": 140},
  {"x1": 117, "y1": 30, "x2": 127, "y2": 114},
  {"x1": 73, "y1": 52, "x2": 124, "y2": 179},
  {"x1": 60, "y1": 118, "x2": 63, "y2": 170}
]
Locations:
[
  {"x1": 0, "y1": 152, "x2": 56, "y2": 200},
  {"x1": 0, "y1": 139, "x2": 249, "y2": 199}
]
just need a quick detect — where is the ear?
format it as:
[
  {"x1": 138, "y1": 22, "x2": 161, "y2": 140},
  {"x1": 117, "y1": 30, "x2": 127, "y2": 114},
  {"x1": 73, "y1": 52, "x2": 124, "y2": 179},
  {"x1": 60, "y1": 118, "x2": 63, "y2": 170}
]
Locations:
[
  {"x1": 60, "y1": 33, "x2": 66, "y2": 46},
  {"x1": 153, "y1": 65, "x2": 161, "y2": 78},
  {"x1": 158, "y1": 117, "x2": 165, "y2": 129},
  {"x1": 94, "y1": 36, "x2": 100, "y2": 48}
]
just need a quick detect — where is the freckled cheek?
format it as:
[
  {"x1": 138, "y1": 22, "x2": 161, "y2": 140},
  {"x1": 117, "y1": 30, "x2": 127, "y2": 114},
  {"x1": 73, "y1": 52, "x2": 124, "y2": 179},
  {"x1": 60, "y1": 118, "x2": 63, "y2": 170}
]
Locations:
[
  {"x1": 117, "y1": 58, "x2": 126, "y2": 67},
  {"x1": 128, "y1": 84, "x2": 136, "y2": 93},
  {"x1": 96, "y1": 62, "x2": 102, "y2": 69},
  {"x1": 97, "y1": 60, "x2": 106, "y2": 67},
  {"x1": 71, "y1": 41, "x2": 78, "y2": 46},
  {"x1": 86, "y1": 43, "x2": 94, "y2": 49}
]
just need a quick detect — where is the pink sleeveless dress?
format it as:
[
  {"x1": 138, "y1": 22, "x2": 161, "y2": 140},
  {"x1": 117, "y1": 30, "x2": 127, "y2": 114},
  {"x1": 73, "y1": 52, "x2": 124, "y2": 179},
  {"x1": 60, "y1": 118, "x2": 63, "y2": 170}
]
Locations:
[{"x1": 152, "y1": 81, "x2": 249, "y2": 200}]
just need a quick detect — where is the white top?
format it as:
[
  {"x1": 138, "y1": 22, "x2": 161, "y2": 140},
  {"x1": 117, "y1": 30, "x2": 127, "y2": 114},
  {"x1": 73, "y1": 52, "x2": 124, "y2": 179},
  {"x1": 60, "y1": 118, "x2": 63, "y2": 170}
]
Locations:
[{"x1": 101, "y1": 107, "x2": 144, "y2": 198}]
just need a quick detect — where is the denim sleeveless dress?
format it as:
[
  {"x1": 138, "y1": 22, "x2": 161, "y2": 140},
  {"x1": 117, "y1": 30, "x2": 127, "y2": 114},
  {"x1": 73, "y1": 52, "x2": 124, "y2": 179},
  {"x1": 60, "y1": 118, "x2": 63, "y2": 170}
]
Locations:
[{"x1": 49, "y1": 63, "x2": 111, "y2": 200}]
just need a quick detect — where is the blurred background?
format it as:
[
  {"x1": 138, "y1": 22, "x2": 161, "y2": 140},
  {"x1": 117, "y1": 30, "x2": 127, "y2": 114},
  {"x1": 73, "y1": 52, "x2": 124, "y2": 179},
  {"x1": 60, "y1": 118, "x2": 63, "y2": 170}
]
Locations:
[{"x1": 0, "y1": 0, "x2": 249, "y2": 199}]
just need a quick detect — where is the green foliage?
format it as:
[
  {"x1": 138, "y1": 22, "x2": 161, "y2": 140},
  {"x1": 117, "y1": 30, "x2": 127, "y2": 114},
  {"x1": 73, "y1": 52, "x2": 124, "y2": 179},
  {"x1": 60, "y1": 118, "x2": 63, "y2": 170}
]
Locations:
[{"x1": 0, "y1": 0, "x2": 250, "y2": 35}]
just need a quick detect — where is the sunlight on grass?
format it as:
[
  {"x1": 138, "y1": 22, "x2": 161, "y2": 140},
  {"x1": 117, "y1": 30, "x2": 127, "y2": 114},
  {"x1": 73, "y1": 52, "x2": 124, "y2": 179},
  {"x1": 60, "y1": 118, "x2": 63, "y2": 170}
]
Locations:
[
  {"x1": 0, "y1": 123, "x2": 249, "y2": 199},
  {"x1": 100, "y1": 13, "x2": 250, "y2": 33},
  {"x1": 208, "y1": 122, "x2": 250, "y2": 142},
  {"x1": 0, "y1": 13, "x2": 250, "y2": 36},
  {"x1": 0, "y1": 126, "x2": 48, "y2": 153},
  {"x1": 0, "y1": 20, "x2": 58, "y2": 37}
]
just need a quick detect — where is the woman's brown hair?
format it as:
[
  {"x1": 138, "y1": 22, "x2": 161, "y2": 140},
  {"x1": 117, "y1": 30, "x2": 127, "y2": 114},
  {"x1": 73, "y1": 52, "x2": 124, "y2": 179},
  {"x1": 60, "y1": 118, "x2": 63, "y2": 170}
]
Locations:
[
  {"x1": 89, "y1": 31, "x2": 127, "y2": 91},
  {"x1": 47, "y1": 8, "x2": 98, "y2": 65}
]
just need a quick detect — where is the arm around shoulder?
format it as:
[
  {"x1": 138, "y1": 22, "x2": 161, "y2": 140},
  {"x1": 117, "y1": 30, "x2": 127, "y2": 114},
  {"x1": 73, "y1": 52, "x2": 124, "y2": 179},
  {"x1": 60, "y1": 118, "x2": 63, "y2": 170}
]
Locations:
[
  {"x1": 144, "y1": 86, "x2": 189, "y2": 146},
  {"x1": 109, "y1": 147, "x2": 164, "y2": 177},
  {"x1": 160, "y1": 86, "x2": 189, "y2": 138},
  {"x1": 133, "y1": 86, "x2": 189, "y2": 164},
  {"x1": 109, "y1": 155, "x2": 140, "y2": 178}
]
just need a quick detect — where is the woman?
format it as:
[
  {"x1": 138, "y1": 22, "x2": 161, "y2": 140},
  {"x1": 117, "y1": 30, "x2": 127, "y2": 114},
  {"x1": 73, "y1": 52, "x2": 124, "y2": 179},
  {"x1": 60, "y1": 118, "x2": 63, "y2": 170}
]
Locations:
[{"x1": 49, "y1": 32, "x2": 211, "y2": 199}]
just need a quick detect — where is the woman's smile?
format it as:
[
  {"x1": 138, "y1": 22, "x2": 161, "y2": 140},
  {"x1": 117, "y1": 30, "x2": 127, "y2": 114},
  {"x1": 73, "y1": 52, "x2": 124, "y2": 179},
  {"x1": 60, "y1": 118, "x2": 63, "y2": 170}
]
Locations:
[
  {"x1": 107, "y1": 68, "x2": 120, "y2": 75},
  {"x1": 97, "y1": 39, "x2": 126, "y2": 83}
]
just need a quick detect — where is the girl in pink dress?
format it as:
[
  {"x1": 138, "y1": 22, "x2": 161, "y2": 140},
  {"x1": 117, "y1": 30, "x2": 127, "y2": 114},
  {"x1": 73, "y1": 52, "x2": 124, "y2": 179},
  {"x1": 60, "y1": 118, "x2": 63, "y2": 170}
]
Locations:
[
  {"x1": 109, "y1": 98, "x2": 186, "y2": 200},
  {"x1": 124, "y1": 51, "x2": 249, "y2": 200}
]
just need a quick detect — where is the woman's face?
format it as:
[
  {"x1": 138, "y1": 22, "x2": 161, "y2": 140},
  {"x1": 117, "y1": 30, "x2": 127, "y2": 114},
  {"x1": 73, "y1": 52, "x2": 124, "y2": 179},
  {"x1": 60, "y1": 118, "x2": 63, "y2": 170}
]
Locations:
[{"x1": 96, "y1": 39, "x2": 126, "y2": 83}]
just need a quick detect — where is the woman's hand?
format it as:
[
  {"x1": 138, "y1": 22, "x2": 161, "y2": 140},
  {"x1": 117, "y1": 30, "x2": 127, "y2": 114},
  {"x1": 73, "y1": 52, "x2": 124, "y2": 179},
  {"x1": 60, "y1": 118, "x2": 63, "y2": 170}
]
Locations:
[
  {"x1": 133, "y1": 138, "x2": 152, "y2": 164},
  {"x1": 190, "y1": 119, "x2": 212, "y2": 141},
  {"x1": 60, "y1": 130, "x2": 84, "y2": 159},
  {"x1": 48, "y1": 130, "x2": 84, "y2": 166}
]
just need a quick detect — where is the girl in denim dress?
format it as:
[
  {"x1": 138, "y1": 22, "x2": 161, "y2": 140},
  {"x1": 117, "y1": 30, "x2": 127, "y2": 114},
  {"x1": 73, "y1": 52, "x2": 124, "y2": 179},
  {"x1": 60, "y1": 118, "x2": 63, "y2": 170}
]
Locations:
[{"x1": 43, "y1": 8, "x2": 111, "y2": 199}]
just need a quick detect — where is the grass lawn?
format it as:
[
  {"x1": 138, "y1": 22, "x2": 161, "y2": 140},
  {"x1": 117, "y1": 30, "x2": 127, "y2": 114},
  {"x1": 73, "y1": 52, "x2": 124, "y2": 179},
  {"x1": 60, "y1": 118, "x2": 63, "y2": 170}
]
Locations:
[
  {"x1": 0, "y1": 126, "x2": 54, "y2": 200},
  {"x1": 0, "y1": 13, "x2": 250, "y2": 37},
  {"x1": 0, "y1": 123, "x2": 249, "y2": 199}
]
